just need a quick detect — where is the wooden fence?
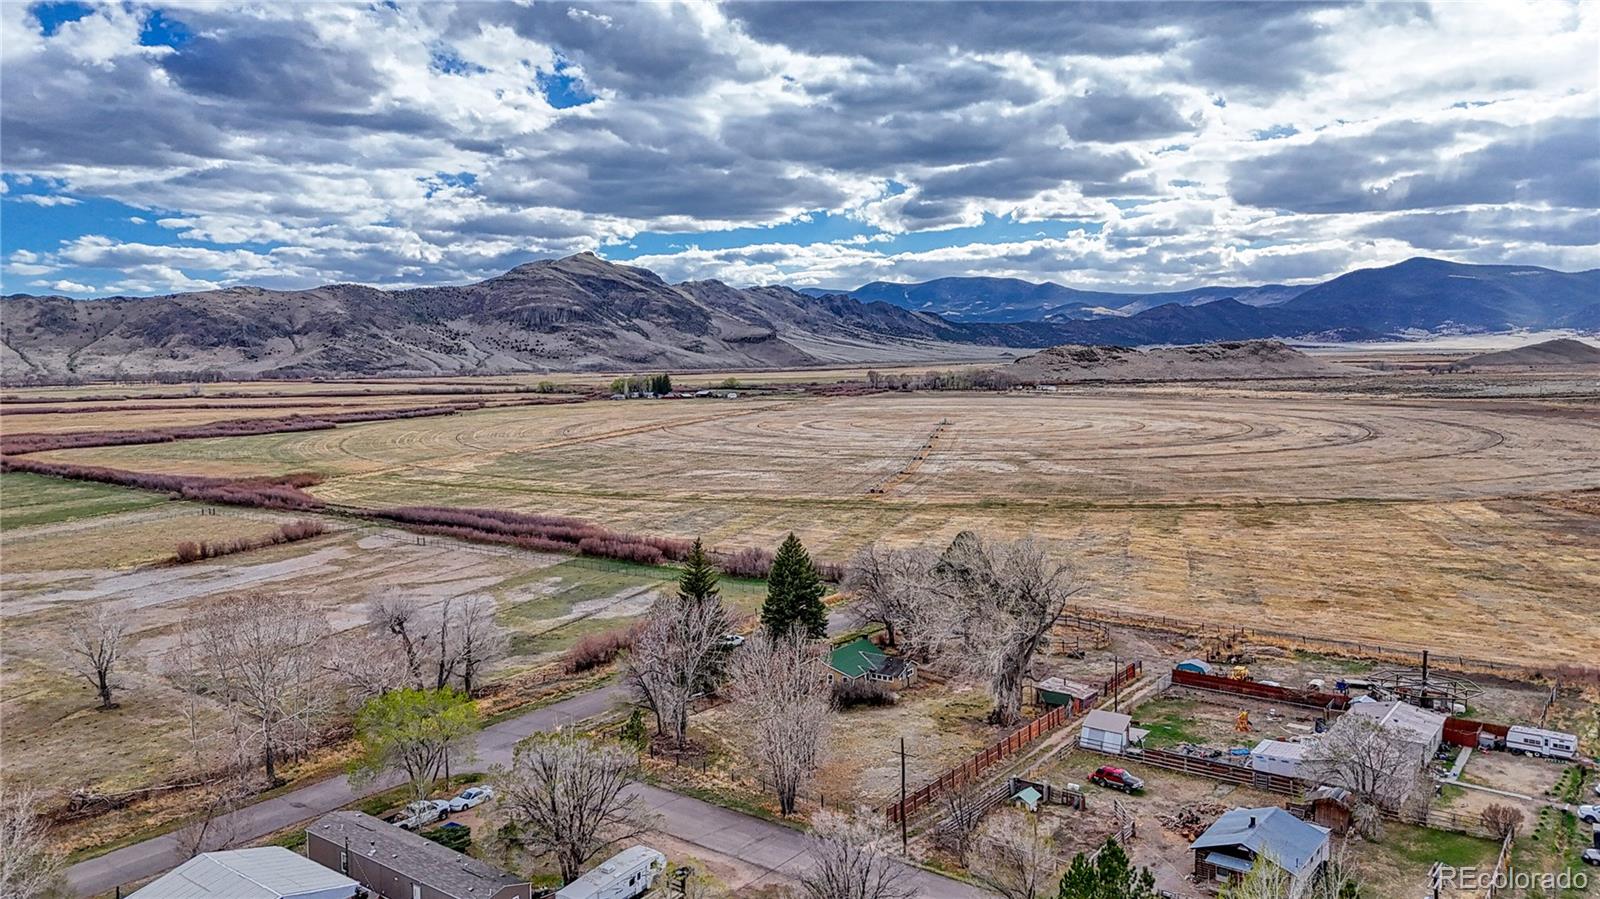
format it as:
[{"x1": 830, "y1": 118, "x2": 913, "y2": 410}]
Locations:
[
  {"x1": 887, "y1": 661, "x2": 1142, "y2": 824},
  {"x1": 1132, "y1": 747, "x2": 1310, "y2": 795},
  {"x1": 1067, "y1": 606, "x2": 1600, "y2": 683},
  {"x1": 1170, "y1": 668, "x2": 1350, "y2": 712}
]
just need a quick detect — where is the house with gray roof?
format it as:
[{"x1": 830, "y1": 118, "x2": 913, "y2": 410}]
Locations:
[
  {"x1": 1189, "y1": 806, "x2": 1331, "y2": 897},
  {"x1": 307, "y1": 811, "x2": 530, "y2": 899},
  {"x1": 129, "y1": 847, "x2": 358, "y2": 899}
]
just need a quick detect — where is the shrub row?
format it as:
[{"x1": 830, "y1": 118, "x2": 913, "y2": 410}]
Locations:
[
  {"x1": 0, "y1": 456, "x2": 326, "y2": 510},
  {"x1": 713, "y1": 544, "x2": 843, "y2": 582},
  {"x1": 0, "y1": 405, "x2": 468, "y2": 455},
  {"x1": 563, "y1": 626, "x2": 638, "y2": 673},
  {"x1": 368, "y1": 506, "x2": 694, "y2": 567},
  {"x1": 173, "y1": 519, "x2": 329, "y2": 563}
]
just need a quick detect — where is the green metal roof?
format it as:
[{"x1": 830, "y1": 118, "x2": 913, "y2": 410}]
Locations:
[{"x1": 828, "y1": 637, "x2": 888, "y2": 679}]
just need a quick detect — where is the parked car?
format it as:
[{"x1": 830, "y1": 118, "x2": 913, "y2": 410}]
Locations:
[
  {"x1": 1089, "y1": 765, "x2": 1145, "y2": 793},
  {"x1": 394, "y1": 800, "x2": 448, "y2": 830},
  {"x1": 448, "y1": 786, "x2": 495, "y2": 812},
  {"x1": 1577, "y1": 804, "x2": 1600, "y2": 825},
  {"x1": 717, "y1": 633, "x2": 746, "y2": 650},
  {"x1": 1582, "y1": 847, "x2": 1600, "y2": 867}
]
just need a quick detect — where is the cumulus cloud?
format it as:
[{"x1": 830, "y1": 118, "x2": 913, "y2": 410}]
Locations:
[{"x1": 0, "y1": 0, "x2": 1595, "y2": 296}]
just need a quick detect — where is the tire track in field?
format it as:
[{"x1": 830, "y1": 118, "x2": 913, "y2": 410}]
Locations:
[{"x1": 321, "y1": 402, "x2": 788, "y2": 493}]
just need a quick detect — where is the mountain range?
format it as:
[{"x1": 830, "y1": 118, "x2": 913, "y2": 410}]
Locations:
[{"x1": 2, "y1": 254, "x2": 1596, "y2": 379}]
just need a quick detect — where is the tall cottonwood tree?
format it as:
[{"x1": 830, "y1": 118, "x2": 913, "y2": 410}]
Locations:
[
  {"x1": 801, "y1": 808, "x2": 915, "y2": 899},
  {"x1": 761, "y1": 533, "x2": 828, "y2": 639},
  {"x1": 626, "y1": 542, "x2": 729, "y2": 745},
  {"x1": 191, "y1": 592, "x2": 329, "y2": 784},
  {"x1": 64, "y1": 602, "x2": 128, "y2": 710},
  {"x1": 492, "y1": 733, "x2": 648, "y2": 885},
  {"x1": 930, "y1": 533, "x2": 1080, "y2": 724},
  {"x1": 726, "y1": 630, "x2": 832, "y2": 816}
]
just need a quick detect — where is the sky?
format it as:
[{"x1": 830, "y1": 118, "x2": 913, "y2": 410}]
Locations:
[{"x1": 2, "y1": 0, "x2": 1597, "y2": 298}]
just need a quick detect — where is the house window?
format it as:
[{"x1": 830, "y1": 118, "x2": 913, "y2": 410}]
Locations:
[
  {"x1": 339, "y1": 849, "x2": 348, "y2": 874},
  {"x1": 412, "y1": 884, "x2": 422, "y2": 899}
]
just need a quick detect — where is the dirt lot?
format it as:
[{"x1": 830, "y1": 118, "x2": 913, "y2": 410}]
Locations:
[{"x1": 27, "y1": 380, "x2": 1598, "y2": 663}]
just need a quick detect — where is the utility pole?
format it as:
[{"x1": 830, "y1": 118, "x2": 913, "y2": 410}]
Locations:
[{"x1": 899, "y1": 737, "x2": 908, "y2": 854}]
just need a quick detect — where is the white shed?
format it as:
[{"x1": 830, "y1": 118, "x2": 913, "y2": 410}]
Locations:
[
  {"x1": 1079, "y1": 709, "x2": 1147, "y2": 755},
  {"x1": 1250, "y1": 739, "x2": 1312, "y2": 779}
]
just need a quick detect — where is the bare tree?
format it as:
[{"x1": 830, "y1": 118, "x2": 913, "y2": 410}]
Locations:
[
  {"x1": 844, "y1": 544, "x2": 954, "y2": 661},
  {"x1": 455, "y1": 595, "x2": 508, "y2": 696},
  {"x1": 973, "y1": 810, "x2": 1056, "y2": 899},
  {"x1": 172, "y1": 774, "x2": 250, "y2": 858},
  {"x1": 726, "y1": 630, "x2": 832, "y2": 816},
  {"x1": 491, "y1": 733, "x2": 650, "y2": 885},
  {"x1": 322, "y1": 628, "x2": 412, "y2": 706},
  {"x1": 626, "y1": 592, "x2": 728, "y2": 746},
  {"x1": 801, "y1": 808, "x2": 916, "y2": 899},
  {"x1": 64, "y1": 602, "x2": 127, "y2": 710},
  {"x1": 930, "y1": 533, "x2": 1080, "y2": 724},
  {"x1": 369, "y1": 595, "x2": 430, "y2": 688},
  {"x1": 1481, "y1": 803, "x2": 1524, "y2": 840},
  {"x1": 937, "y1": 781, "x2": 987, "y2": 868},
  {"x1": 1303, "y1": 714, "x2": 1425, "y2": 821},
  {"x1": 191, "y1": 593, "x2": 330, "y2": 784},
  {"x1": 0, "y1": 789, "x2": 68, "y2": 899}
]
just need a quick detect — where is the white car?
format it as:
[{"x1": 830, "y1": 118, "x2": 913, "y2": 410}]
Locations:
[
  {"x1": 1577, "y1": 804, "x2": 1600, "y2": 824},
  {"x1": 448, "y1": 786, "x2": 495, "y2": 812},
  {"x1": 1582, "y1": 847, "x2": 1600, "y2": 867},
  {"x1": 393, "y1": 800, "x2": 448, "y2": 830}
]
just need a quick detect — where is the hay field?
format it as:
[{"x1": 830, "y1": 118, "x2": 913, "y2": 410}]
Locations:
[{"x1": 20, "y1": 385, "x2": 1600, "y2": 661}]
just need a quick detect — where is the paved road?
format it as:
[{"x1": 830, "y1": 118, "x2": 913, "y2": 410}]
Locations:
[
  {"x1": 630, "y1": 783, "x2": 991, "y2": 898},
  {"x1": 66, "y1": 684, "x2": 628, "y2": 897}
]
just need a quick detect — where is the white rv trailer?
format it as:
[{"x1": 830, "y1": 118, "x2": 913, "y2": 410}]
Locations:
[
  {"x1": 1505, "y1": 726, "x2": 1578, "y2": 760},
  {"x1": 555, "y1": 846, "x2": 668, "y2": 899}
]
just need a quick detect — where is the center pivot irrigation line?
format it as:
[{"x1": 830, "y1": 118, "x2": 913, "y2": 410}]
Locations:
[{"x1": 867, "y1": 418, "x2": 951, "y2": 496}]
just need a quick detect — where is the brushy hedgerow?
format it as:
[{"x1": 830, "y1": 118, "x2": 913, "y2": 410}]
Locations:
[{"x1": 174, "y1": 519, "x2": 329, "y2": 563}]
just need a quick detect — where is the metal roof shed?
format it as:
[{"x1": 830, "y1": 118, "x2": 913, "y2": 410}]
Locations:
[{"x1": 130, "y1": 847, "x2": 358, "y2": 899}]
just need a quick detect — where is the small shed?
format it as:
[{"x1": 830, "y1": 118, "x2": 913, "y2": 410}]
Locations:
[
  {"x1": 1035, "y1": 676, "x2": 1097, "y2": 712},
  {"x1": 1297, "y1": 786, "x2": 1354, "y2": 835},
  {"x1": 1079, "y1": 709, "x2": 1148, "y2": 755},
  {"x1": 1176, "y1": 658, "x2": 1213, "y2": 675},
  {"x1": 826, "y1": 637, "x2": 915, "y2": 687},
  {"x1": 1249, "y1": 739, "x2": 1312, "y2": 779}
]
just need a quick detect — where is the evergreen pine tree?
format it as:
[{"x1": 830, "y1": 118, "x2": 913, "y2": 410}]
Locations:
[
  {"x1": 1057, "y1": 837, "x2": 1158, "y2": 899},
  {"x1": 677, "y1": 538, "x2": 721, "y2": 607},
  {"x1": 761, "y1": 533, "x2": 827, "y2": 638}
]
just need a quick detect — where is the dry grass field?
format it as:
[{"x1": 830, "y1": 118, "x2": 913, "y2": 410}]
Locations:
[{"x1": 20, "y1": 381, "x2": 1599, "y2": 662}]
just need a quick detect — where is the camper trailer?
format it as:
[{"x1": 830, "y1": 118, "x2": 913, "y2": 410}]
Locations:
[
  {"x1": 1506, "y1": 726, "x2": 1578, "y2": 760},
  {"x1": 555, "y1": 847, "x2": 667, "y2": 899}
]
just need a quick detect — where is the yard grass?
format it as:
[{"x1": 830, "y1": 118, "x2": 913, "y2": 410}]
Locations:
[
  {"x1": 1385, "y1": 824, "x2": 1498, "y2": 868},
  {"x1": 1129, "y1": 697, "x2": 1206, "y2": 748},
  {"x1": 0, "y1": 471, "x2": 166, "y2": 531}
]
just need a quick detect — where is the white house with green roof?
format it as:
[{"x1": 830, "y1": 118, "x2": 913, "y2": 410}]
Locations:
[{"x1": 827, "y1": 637, "x2": 915, "y2": 687}]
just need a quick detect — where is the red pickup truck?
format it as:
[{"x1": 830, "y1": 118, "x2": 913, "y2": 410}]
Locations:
[{"x1": 1089, "y1": 765, "x2": 1145, "y2": 793}]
